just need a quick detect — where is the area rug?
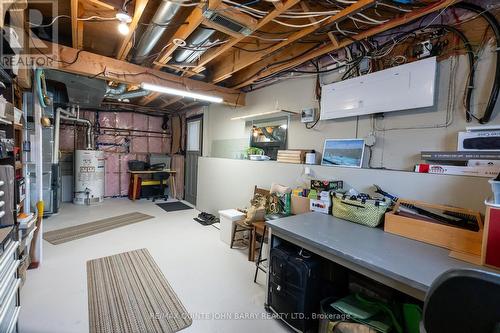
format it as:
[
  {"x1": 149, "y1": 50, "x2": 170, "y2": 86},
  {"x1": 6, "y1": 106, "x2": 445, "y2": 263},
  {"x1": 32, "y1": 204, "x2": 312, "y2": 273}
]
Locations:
[
  {"x1": 156, "y1": 201, "x2": 193, "y2": 212},
  {"x1": 87, "y1": 248, "x2": 192, "y2": 333},
  {"x1": 43, "y1": 212, "x2": 154, "y2": 245}
]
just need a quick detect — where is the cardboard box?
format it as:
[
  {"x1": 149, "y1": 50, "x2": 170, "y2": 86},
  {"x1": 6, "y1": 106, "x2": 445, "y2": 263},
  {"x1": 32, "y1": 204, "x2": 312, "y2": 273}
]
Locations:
[{"x1": 310, "y1": 199, "x2": 330, "y2": 214}]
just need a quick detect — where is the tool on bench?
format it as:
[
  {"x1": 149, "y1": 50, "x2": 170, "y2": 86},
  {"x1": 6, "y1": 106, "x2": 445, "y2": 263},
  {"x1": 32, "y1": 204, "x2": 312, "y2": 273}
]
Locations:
[{"x1": 398, "y1": 202, "x2": 480, "y2": 232}]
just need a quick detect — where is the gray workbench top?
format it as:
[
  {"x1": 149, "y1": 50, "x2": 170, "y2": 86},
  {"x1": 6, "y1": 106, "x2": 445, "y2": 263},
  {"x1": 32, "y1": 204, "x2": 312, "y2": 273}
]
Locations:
[{"x1": 267, "y1": 212, "x2": 496, "y2": 295}]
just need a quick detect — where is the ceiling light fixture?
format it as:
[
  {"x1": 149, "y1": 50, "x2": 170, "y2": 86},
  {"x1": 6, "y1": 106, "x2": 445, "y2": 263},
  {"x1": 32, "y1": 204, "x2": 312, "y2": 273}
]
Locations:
[
  {"x1": 116, "y1": 8, "x2": 132, "y2": 35},
  {"x1": 140, "y1": 83, "x2": 224, "y2": 104},
  {"x1": 118, "y1": 22, "x2": 130, "y2": 35},
  {"x1": 116, "y1": 10, "x2": 132, "y2": 23}
]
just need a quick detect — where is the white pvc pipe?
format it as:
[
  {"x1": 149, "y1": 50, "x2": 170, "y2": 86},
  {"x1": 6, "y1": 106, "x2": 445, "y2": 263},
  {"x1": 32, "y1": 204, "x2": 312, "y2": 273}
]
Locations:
[
  {"x1": 33, "y1": 75, "x2": 44, "y2": 265},
  {"x1": 22, "y1": 93, "x2": 30, "y2": 215},
  {"x1": 53, "y1": 107, "x2": 63, "y2": 164}
]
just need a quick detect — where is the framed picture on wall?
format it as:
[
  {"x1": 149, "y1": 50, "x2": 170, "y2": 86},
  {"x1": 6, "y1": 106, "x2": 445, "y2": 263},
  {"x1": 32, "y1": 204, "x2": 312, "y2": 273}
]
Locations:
[{"x1": 322, "y1": 139, "x2": 365, "y2": 168}]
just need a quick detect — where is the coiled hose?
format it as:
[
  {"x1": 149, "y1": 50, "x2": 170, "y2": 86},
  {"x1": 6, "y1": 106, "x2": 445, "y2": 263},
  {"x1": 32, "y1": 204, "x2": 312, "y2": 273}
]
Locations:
[{"x1": 454, "y1": 2, "x2": 500, "y2": 123}]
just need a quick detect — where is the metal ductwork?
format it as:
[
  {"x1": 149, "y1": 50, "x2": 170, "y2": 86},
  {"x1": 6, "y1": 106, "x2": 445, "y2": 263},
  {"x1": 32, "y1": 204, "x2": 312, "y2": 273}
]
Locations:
[
  {"x1": 133, "y1": 1, "x2": 181, "y2": 62},
  {"x1": 105, "y1": 89, "x2": 150, "y2": 101},
  {"x1": 105, "y1": 83, "x2": 150, "y2": 101},
  {"x1": 173, "y1": 28, "x2": 216, "y2": 64},
  {"x1": 105, "y1": 83, "x2": 127, "y2": 96},
  {"x1": 45, "y1": 70, "x2": 107, "y2": 108}
]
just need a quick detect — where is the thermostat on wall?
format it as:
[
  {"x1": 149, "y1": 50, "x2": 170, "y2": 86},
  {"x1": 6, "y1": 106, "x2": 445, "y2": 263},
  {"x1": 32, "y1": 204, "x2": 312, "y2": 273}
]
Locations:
[{"x1": 301, "y1": 108, "x2": 317, "y2": 123}]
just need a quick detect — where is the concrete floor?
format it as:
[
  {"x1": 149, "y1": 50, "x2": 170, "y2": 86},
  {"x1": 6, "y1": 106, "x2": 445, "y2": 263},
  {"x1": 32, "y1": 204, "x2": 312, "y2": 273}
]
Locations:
[{"x1": 19, "y1": 198, "x2": 288, "y2": 333}]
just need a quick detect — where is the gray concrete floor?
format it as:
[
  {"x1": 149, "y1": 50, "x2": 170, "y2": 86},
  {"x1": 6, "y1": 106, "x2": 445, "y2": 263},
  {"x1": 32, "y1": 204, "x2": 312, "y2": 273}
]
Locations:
[{"x1": 19, "y1": 198, "x2": 287, "y2": 333}]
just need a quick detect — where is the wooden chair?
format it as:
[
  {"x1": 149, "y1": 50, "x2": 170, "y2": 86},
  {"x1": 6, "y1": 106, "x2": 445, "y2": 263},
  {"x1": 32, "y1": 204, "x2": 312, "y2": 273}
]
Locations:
[
  {"x1": 230, "y1": 186, "x2": 270, "y2": 261},
  {"x1": 251, "y1": 221, "x2": 268, "y2": 261},
  {"x1": 253, "y1": 221, "x2": 269, "y2": 283}
]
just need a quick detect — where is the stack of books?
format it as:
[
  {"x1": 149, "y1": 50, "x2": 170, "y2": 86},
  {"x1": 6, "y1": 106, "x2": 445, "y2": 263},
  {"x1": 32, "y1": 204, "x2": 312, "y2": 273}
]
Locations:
[{"x1": 415, "y1": 151, "x2": 500, "y2": 177}]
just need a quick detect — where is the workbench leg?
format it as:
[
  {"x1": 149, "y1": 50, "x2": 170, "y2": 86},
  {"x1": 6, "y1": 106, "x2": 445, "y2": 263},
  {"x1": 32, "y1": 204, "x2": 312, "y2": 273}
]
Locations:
[{"x1": 132, "y1": 174, "x2": 139, "y2": 201}]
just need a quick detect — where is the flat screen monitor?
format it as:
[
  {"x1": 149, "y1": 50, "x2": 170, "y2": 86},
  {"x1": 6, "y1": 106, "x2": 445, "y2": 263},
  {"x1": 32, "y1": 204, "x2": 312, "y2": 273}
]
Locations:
[{"x1": 322, "y1": 139, "x2": 365, "y2": 168}]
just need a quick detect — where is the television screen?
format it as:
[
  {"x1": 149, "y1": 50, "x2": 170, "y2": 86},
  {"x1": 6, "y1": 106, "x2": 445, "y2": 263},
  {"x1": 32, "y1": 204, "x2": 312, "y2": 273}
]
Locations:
[{"x1": 322, "y1": 139, "x2": 365, "y2": 168}]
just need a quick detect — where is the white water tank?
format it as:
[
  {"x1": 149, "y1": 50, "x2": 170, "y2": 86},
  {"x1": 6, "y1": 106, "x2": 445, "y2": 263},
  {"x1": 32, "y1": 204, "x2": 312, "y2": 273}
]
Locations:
[{"x1": 74, "y1": 150, "x2": 105, "y2": 205}]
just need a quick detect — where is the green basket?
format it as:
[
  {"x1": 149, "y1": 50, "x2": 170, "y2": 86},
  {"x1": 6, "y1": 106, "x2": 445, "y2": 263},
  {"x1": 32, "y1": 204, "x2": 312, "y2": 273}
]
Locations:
[{"x1": 332, "y1": 193, "x2": 389, "y2": 228}]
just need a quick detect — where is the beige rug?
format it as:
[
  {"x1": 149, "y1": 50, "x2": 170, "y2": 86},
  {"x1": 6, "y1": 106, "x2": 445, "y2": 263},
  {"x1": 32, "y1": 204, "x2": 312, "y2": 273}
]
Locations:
[
  {"x1": 87, "y1": 248, "x2": 192, "y2": 333},
  {"x1": 43, "y1": 212, "x2": 154, "y2": 245}
]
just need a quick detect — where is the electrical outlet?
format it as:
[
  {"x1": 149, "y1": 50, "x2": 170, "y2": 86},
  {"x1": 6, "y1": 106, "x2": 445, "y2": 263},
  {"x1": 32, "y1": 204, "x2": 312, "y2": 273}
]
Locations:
[
  {"x1": 365, "y1": 132, "x2": 376, "y2": 147},
  {"x1": 418, "y1": 40, "x2": 432, "y2": 59},
  {"x1": 301, "y1": 108, "x2": 317, "y2": 123}
]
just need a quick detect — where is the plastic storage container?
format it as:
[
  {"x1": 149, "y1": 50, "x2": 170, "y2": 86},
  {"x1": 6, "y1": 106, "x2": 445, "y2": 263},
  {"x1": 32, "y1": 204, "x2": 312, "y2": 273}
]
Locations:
[
  {"x1": 489, "y1": 179, "x2": 500, "y2": 204},
  {"x1": 218, "y1": 209, "x2": 246, "y2": 245}
]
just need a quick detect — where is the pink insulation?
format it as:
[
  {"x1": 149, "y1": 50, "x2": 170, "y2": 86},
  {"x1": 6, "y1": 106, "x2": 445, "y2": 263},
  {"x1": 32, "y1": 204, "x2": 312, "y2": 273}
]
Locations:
[
  {"x1": 105, "y1": 173, "x2": 120, "y2": 197},
  {"x1": 59, "y1": 127, "x2": 75, "y2": 151}
]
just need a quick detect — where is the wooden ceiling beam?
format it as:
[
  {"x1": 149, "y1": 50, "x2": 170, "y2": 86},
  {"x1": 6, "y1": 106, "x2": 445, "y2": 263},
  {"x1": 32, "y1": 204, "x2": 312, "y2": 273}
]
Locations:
[
  {"x1": 71, "y1": 0, "x2": 80, "y2": 49},
  {"x1": 32, "y1": 40, "x2": 245, "y2": 106},
  {"x1": 227, "y1": 41, "x2": 320, "y2": 87},
  {"x1": 210, "y1": 0, "x2": 376, "y2": 83},
  {"x1": 190, "y1": 0, "x2": 302, "y2": 75},
  {"x1": 231, "y1": 0, "x2": 458, "y2": 89},
  {"x1": 159, "y1": 96, "x2": 183, "y2": 108},
  {"x1": 202, "y1": 2, "x2": 259, "y2": 31},
  {"x1": 116, "y1": 0, "x2": 150, "y2": 60},
  {"x1": 202, "y1": 19, "x2": 244, "y2": 38},
  {"x1": 87, "y1": 0, "x2": 116, "y2": 10},
  {"x1": 77, "y1": 20, "x2": 84, "y2": 49}
]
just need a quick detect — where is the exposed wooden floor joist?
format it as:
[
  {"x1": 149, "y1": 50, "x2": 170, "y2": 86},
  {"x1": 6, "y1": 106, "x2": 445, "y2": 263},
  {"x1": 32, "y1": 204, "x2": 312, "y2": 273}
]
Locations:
[
  {"x1": 32, "y1": 40, "x2": 245, "y2": 107},
  {"x1": 230, "y1": 0, "x2": 459, "y2": 89},
  {"x1": 209, "y1": 0, "x2": 377, "y2": 84}
]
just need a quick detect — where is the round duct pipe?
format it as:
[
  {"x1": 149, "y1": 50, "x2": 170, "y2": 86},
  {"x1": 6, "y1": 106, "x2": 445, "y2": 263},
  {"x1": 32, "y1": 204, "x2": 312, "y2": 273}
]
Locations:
[
  {"x1": 133, "y1": 1, "x2": 181, "y2": 62},
  {"x1": 173, "y1": 28, "x2": 216, "y2": 64}
]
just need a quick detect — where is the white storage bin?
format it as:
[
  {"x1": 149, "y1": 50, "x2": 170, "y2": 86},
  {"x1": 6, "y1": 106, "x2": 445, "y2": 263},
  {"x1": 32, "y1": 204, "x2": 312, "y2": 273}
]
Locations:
[{"x1": 218, "y1": 209, "x2": 246, "y2": 245}]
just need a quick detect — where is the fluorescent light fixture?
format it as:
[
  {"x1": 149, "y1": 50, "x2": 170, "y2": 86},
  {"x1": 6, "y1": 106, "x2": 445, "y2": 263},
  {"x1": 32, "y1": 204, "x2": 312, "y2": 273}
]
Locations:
[
  {"x1": 118, "y1": 22, "x2": 130, "y2": 35},
  {"x1": 231, "y1": 110, "x2": 296, "y2": 121},
  {"x1": 140, "y1": 82, "x2": 224, "y2": 103}
]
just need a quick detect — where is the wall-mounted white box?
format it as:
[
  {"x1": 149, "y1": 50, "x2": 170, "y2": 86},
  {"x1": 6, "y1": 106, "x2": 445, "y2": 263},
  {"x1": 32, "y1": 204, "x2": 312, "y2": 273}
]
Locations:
[{"x1": 320, "y1": 57, "x2": 437, "y2": 120}]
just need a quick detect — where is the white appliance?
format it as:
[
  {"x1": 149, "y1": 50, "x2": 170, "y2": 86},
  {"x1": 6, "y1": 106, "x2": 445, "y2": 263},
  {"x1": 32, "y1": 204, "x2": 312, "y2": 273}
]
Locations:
[
  {"x1": 219, "y1": 209, "x2": 246, "y2": 245},
  {"x1": 320, "y1": 57, "x2": 437, "y2": 120},
  {"x1": 74, "y1": 150, "x2": 105, "y2": 205}
]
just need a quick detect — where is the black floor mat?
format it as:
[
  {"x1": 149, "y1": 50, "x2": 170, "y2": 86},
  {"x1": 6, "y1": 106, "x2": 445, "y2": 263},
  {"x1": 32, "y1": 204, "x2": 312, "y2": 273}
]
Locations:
[{"x1": 156, "y1": 201, "x2": 193, "y2": 212}]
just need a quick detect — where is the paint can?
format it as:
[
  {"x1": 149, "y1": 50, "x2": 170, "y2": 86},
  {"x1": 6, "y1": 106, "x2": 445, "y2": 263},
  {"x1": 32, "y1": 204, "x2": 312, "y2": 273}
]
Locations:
[{"x1": 305, "y1": 152, "x2": 316, "y2": 165}]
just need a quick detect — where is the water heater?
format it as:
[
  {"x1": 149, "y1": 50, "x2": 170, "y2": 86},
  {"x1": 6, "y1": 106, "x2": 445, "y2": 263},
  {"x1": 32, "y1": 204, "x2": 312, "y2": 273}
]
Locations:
[{"x1": 74, "y1": 150, "x2": 105, "y2": 205}]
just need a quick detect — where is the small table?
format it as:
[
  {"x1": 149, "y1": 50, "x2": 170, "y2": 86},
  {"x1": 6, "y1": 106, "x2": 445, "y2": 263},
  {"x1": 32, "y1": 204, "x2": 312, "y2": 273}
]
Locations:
[{"x1": 128, "y1": 169, "x2": 177, "y2": 201}]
